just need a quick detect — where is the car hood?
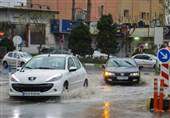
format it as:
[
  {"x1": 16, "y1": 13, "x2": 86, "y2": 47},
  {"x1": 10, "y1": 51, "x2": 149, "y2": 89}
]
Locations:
[
  {"x1": 22, "y1": 57, "x2": 32, "y2": 62},
  {"x1": 106, "y1": 67, "x2": 139, "y2": 73},
  {"x1": 12, "y1": 69, "x2": 66, "y2": 84}
]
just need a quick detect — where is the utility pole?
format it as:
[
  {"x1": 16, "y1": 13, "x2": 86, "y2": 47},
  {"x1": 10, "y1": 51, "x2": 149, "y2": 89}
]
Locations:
[
  {"x1": 149, "y1": 0, "x2": 152, "y2": 26},
  {"x1": 148, "y1": 0, "x2": 152, "y2": 39},
  {"x1": 87, "y1": 0, "x2": 91, "y2": 22},
  {"x1": 131, "y1": 0, "x2": 134, "y2": 22},
  {"x1": 72, "y1": 0, "x2": 76, "y2": 21}
]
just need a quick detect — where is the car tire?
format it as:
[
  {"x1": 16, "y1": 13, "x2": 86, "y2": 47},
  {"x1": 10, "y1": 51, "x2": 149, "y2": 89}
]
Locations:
[
  {"x1": 62, "y1": 81, "x2": 69, "y2": 99},
  {"x1": 3, "y1": 61, "x2": 8, "y2": 69},
  {"x1": 134, "y1": 78, "x2": 140, "y2": 85},
  {"x1": 153, "y1": 64, "x2": 156, "y2": 69},
  {"x1": 20, "y1": 62, "x2": 25, "y2": 67},
  {"x1": 139, "y1": 66, "x2": 143, "y2": 70},
  {"x1": 83, "y1": 79, "x2": 88, "y2": 88}
]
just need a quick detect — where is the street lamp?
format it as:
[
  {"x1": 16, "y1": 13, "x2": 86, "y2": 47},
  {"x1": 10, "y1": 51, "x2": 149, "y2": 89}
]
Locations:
[{"x1": 134, "y1": 37, "x2": 140, "y2": 41}]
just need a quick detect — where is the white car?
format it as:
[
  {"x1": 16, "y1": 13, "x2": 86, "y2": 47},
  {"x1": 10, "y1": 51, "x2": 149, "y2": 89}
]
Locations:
[
  {"x1": 2, "y1": 51, "x2": 32, "y2": 68},
  {"x1": 93, "y1": 50, "x2": 110, "y2": 59},
  {"x1": 9, "y1": 54, "x2": 88, "y2": 97},
  {"x1": 132, "y1": 54, "x2": 157, "y2": 68}
]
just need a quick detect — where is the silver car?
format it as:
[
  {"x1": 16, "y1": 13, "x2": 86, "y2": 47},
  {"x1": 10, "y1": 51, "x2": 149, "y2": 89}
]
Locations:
[
  {"x1": 2, "y1": 51, "x2": 32, "y2": 68},
  {"x1": 103, "y1": 58, "x2": 140, "y2": 84},
  {"x1": 132, "y1": 54, "x2": 157, "y2": 69}
]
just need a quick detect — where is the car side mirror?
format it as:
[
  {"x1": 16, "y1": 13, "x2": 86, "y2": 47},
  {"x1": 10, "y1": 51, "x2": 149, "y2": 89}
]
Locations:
[
  {"x1": 69, "y1": 66, "x2": 77, "y2": 72},
  {"x1": 139, "y1": 66, "x2": 143, "y2": 70},
  {"x1": 149, "y1": 58, "x2": 152, "y2": 60},
  {"x1": 16, "y1": 67, "x2": 21, "y2": 71}
]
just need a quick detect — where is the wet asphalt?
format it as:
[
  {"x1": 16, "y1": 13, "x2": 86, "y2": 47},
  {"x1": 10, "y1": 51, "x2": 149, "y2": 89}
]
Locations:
[{"x1": 0, "y1": 66, "x2": 168, "y2": 118}]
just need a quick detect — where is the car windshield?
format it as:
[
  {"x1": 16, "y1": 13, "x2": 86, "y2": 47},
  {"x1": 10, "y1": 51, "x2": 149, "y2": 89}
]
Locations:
[
  {"x1": 107, "y1": 58, "x2": 137, "y2": 67},
  {"x1": 20, "y1": 52, "x2": 32, "y2": 58},
  {"x1": 23, "y1": 56, "x2": 66, "y2": 70}
]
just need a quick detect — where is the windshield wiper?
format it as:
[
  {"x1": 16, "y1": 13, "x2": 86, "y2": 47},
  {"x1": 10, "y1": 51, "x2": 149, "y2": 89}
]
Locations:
[
  {"x1": 37, "y1": 67, "x2": 52, "y2": 69},
  {"x1": 24, "y1": 66, "x2": 33, "y2": 69}
]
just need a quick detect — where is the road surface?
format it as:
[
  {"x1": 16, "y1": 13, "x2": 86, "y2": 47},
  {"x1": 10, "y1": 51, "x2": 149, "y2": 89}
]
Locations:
[{"x1": 0, "y1": 66, "x2": 168, "y2": 118}]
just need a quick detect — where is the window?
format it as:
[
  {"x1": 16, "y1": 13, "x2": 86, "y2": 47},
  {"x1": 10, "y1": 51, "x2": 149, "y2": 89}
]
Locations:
[
  {"x1": 124, "y1": 9, "x2": 129, "y2": 17},
  {"x1": 134, "y1": 55, "x2": 150, "y2": 60},
  {"x1": 141, "y1": 12, "x2": 146, "y2": 19},
  {"x1": 73, "y1": 57, "x2": 81, "y2": 69},
  {"x1": 13, "y1": 53, "x2": 19, "y2": 58},
  {"x1": 24, "y1": 56, "x2": 66, "y2": 70},
  {"x1": 68, "y1": 57, "x2": 76, "y2": 69},
  {"x1": 8, "y1": 53, "x2": 13, "y2": 57}
]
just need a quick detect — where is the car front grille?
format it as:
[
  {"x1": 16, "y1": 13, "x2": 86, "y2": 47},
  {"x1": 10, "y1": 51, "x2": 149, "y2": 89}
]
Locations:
[
  {"x1": 115, "y1": 73, "x2": 130, "y2": 76},
  {"x1": 12, "y1": 83, "x2": 53, "y2": 92}
]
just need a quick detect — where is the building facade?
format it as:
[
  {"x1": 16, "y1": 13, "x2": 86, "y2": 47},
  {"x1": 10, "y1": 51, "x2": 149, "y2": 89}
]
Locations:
[
  {"x1": 31, "y1": 0, "x2": 163, "y2": 25},
  {"x1": 0, "y1": 0, "x2": 27, "y2": 7},
  {"x1": 0, "y1": 1, "x2": 57, "y2": 53}
]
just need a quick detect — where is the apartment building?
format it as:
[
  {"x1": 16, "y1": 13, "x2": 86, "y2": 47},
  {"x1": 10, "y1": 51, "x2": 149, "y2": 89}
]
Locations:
[{"x1": 31, "y1": 0, "x2": 163, "y2": 24}]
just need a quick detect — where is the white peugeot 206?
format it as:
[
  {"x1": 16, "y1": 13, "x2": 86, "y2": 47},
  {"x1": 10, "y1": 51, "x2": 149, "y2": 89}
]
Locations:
[{"x1": 9, "y1": 54, "x2": 88, "y2": 97}]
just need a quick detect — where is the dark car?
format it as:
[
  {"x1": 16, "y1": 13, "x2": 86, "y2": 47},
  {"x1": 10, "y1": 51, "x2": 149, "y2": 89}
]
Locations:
[{"x1": 103, "y1": 58, "x2": 140, "y2": 84}]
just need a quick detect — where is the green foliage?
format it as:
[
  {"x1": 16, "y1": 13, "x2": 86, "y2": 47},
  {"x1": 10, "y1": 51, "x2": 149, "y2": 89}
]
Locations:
[
  {"x1": 96, "y1": 14, "x2": 118, "y2": 57},
  {"x1": 68, "y1": 23, "x2": 93, "y2": 56},
  {"x1": 79, "y1": 57, "x2": 107, "y2": 64},
  {"x1": 0, "y1": 37, "x2": 15, "y2": 51}
]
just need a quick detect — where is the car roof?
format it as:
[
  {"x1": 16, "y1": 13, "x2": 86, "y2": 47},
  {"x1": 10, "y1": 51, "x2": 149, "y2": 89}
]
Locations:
[
  {"x1": 134, "y1": 53, "x2": 155, "y2": 56},
  {"x1": 109, "y1": 57, "x2": 135, "y2": 60},
  {"x1": 35, "y1": 54, "x2": 73, "y2": 58},
  {"x1": 8, "y1": 51, "x2": 28, "y2": 54}
]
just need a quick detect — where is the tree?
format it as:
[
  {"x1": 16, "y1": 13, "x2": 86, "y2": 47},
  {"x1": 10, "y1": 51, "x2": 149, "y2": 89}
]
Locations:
[
  {"x1": 68, "y1": 23, "x2": 93, "y2": 56},
  {"x1": 97, "y1": 14, "x2": 118, "y2": 58}
]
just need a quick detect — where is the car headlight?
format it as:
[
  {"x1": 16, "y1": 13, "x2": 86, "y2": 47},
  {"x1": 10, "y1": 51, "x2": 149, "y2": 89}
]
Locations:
[
  {"x1": 10, "y1": 76, "x2": 19, "y2": 82},
  {"x1": 47, "y1": 74, "x2": 63, "y2": 82},
  {"x1": 130, "y1": 72, "x2": 139, "y2": 76},
  {"x1": 104, "y1": 71, "x2": 115, "y2": 77}
]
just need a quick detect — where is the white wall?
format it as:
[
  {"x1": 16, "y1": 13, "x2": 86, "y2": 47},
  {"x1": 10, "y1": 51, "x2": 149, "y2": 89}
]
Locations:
[{"x1": 0, "y1": 0, "x2": 27, "y2": 7}]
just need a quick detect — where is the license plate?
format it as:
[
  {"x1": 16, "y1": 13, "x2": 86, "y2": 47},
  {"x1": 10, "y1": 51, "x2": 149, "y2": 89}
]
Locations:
[
  {"x1": 117, "y1": 76, "x2": 128, "y2": 80},
  {"x1": 22, "y1": 92, "x2": 40, "y2": 96}
]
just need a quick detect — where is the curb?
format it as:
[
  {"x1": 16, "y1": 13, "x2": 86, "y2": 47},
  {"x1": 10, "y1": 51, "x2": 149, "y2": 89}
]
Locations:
[{"x1": 84, "y1": 63, "x2": 95, "y2": 66}]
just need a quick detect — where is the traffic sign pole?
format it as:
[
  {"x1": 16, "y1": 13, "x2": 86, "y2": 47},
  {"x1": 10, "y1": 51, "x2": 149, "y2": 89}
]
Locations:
[{"x1": 13, "y1": 35, "x2": 22, "y2": 70}]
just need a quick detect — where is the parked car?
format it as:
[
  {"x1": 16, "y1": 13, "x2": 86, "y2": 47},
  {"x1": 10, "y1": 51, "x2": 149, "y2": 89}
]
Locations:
[
  {"x1": 2, "y1": 51, "x2": 32, "y2": 68},
  {"x1": 9, "y1": 54, "x2": 88, "y2": 97},
  {"x1": 40, "y1": 47, "x2": 72, "y2": 55},
  {"x1": 132, "y1": 54, "x2": 157, "y2": 69},
  {"x1": 92, "y1": 50, "x2": 115, "y2": 59},
  {"x1": 92, "y1": 50, "x2": 108, "y2": 59},
  {"x1": 102, "y1": 58, "x2": 140, "y2": 84}
]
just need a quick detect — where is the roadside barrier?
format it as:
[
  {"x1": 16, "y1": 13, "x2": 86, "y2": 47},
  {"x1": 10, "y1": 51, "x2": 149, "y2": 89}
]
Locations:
[
  {"x1": 158, "y1": 79, "x2": 164, "y2": 112},
  {"x1": 149, "y1": 63, "x2": 170, "y2": 112},
  {"x1": 153, "y1": 78, "x2": 159, "y2": 112}
]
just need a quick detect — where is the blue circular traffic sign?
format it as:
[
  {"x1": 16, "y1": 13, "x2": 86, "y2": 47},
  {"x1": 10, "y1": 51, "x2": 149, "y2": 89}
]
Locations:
[{"x1": 157, "y1": 48, "x2": 170, "y2": 63}]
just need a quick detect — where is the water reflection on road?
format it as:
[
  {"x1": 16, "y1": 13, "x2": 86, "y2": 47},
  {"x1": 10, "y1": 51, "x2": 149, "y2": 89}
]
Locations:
[{"x1": 102, "y1": 101, "x2": 111, "y2": 118}]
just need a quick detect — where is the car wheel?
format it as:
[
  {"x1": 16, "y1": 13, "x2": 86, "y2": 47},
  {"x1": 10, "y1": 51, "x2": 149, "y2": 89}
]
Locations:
[
  {"x1": 139, "y1": 66, "x2": 143, "y2": 70},
  {"x1": 83, "y1": 79, "x2": 88, "y2": 88},
  {"x1": 62, "y1": 81, "x2": 69, "y2": 99},
  {"x1": 153, "y1": 64, "x2": 156, "y2": 69},
  {"x1": 134, "y1": 78, "x2": 140, "y2": 85},
  {"x1": 20, "y1": 62, "x2": 25, "y2": 67},
  {"x1": 3, "y1": 61, "x2": 8, "y2": 69}
]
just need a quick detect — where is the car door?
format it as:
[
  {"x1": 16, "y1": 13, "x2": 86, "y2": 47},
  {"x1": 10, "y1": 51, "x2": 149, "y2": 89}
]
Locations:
[
  {"x1": 67, "y1": 57, "x2": 77, "y2": 89},
  {"x1": 73, "y1": 57, "x2": 85, "y2": 87},
  {"x1": 11, "y1": 52, "x2": 20, "y2": 67},
  {"x1": 142, "y1": 55, "x2": 155, "y2": 68},
  {"x1": 5, "y1": 52, "x2": 14, "y2": 66},
  {"x1": 133, "y1": 55, "x2": 145, "y2": 67}
]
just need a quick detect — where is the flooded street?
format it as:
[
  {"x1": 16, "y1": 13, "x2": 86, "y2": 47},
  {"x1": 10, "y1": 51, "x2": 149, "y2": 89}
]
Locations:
[{"x1": 0, "y1": 67, "x2": 167, "y2": 118}]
